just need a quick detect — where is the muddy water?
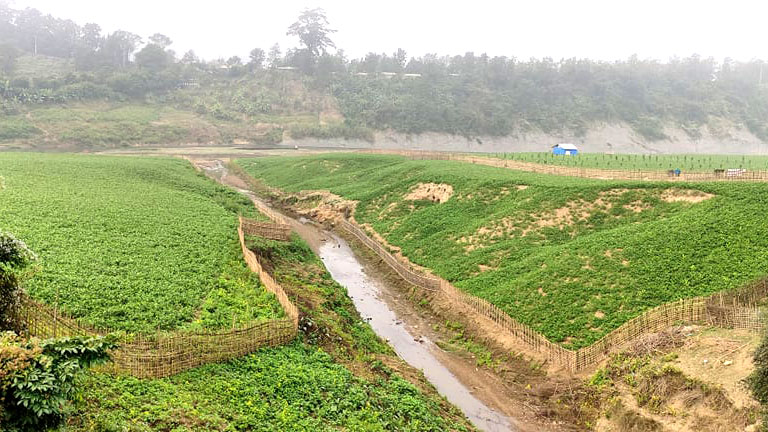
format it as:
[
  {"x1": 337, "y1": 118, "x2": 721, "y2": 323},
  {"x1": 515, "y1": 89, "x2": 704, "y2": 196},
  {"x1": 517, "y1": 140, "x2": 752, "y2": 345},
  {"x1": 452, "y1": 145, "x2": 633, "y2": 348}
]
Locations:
[
  {"x1": 199, "y1": 160, "x2": 514, "y2": 432},
  {"x1": 314, "y1": 232, "x2": 514, "y2": 432}
]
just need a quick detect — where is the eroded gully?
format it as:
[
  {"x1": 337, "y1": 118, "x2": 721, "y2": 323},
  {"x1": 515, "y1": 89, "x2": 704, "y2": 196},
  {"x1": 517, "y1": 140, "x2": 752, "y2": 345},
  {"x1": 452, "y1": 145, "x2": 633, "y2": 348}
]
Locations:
[{"x1": 200, "y1": 159, "x2": 516, "y2": 432}]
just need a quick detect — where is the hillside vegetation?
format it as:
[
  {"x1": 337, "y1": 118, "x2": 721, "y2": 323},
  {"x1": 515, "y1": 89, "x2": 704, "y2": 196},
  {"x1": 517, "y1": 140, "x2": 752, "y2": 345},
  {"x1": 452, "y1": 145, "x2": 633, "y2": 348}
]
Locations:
[
  {"x1": 2, "y1": 4, "x2": 768, "y2": 149},
  {"x1": 0, "y1": 153, "x2": 281, "y2": 332},
  {"x1": 237, "y1": 154, "x2": 768, "y2": 348}
]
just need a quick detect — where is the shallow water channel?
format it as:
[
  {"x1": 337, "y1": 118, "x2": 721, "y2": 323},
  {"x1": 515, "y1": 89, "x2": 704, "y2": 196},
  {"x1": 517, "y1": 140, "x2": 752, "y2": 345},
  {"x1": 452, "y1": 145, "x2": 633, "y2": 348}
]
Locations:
[
  {"x1": 203, "y1": 160, "x2": 514, "y2": 431},
  {"x1": 313, "y1": 230, "x2": 514, "y2": 432}
]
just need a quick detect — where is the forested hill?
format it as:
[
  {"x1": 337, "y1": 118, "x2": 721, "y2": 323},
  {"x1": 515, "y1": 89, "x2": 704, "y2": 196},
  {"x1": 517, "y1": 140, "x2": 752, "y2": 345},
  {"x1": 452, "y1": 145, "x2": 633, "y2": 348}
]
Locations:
[{"x1": 1, "y1": 4, "x2": 768, "y2": 149}]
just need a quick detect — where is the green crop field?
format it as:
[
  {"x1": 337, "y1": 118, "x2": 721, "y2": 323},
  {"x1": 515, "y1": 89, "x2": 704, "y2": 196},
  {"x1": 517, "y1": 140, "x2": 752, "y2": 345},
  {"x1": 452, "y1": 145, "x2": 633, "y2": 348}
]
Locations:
[
  {"x1": 66, "y1": 231, "x2": 470, "y2": 432},
  {"x1": 0, "y1": 153, "x2": 471, "y2": 431},
  {"x1": 237, "y1": 154, "x2": 768, "y2": 348},
  {"x1": 70, "y1": 343, "x2": 465, "y2": 432},
  {"x1": 478, "y1": 152, "x2": 768, "y2": 173},
  {"x1": 0, "y1": 153, "x2": 281, "y2": 332}
]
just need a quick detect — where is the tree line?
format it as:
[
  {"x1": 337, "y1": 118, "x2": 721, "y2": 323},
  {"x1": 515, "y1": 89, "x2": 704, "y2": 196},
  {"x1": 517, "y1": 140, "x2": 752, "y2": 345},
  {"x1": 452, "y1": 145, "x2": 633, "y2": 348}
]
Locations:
[{"x1": 1, "y1": 4, "x2": 768, "y2": 141}]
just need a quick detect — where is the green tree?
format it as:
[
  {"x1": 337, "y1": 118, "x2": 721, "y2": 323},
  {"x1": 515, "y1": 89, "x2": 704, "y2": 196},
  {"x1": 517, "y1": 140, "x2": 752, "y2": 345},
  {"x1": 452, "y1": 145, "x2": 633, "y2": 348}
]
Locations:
[
  {"x1": 148, "y1": 33, "x2": 172, "y2": 49},
  {"x1": 0, "y1": 43, "x2": 19, "y2": 75},
  {"x1": 248, "y1": 47, "x2": 265, "y2": 70},
  {"x1": 267, "y1": 43, "x2": 281, "y2": 69},
  {"x1": 135, "y1": 43, "x2": 172, "y2": 72},
  {"x1": 180, "y1": 49, "x2": 198, "y2": 65},
  {"x1": 227, "y1": 56, "x2": 242, "y2": 67},
  {"x1": 286, "y1": 8, "x2": 336, "y2": 72},
  {"x1": 393, "y1": 48, "x2": 407, "y2": 71},
  {"x1": 80, "y1": 23, "x2": 102, "y2": 51},
  {"x1": 103, "y1": 30, "x2": 141, "y2": 68}
]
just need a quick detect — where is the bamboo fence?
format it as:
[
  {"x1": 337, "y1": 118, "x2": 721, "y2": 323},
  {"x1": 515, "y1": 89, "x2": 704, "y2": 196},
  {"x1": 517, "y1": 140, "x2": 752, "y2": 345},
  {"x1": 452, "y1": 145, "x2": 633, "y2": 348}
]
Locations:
[
  {"x1": 250, "y1": 198, "x2": 290, "y2": 225},
  {"x1": 360, "y1": 149, "x2": 768, "y2": 183},
  {"x1": 238, "y1": 219, "x2": 299, "y2": 328},
  {"x1": 340, "y1": 217, "x2": 767, "y2": 372},
  {"x1": 18, "y1": 217, "x2": 300, "y2": 378},
  {"x1": 240, "y1": 216, "x2": 292, "y2": 241},
  {"x1": 226, "y1": 162, "x2": 283, "y2": 196}
]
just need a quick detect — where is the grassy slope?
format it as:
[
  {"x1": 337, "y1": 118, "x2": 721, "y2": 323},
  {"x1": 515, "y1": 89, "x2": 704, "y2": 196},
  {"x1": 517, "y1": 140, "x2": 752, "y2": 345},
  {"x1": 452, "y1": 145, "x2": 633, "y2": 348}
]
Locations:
[
  {"x1": 13, "y1": 54, "x2": 75, "y2": 78},
  {"x1": 0, "y1": 103, "x2": 281, "y2": 149},
  {"x1": 237, "y1": 154, "x2": 768, "y2": 348},
  {"x1": 3, "y1": 104, "x2": 213, "y2": 148},
  {"x1": 0, "y1": 153, "x2": 281, "y2": 332},
  {"x1": 479, "y1": 152, "x2": 768, "y2": 173},
  {"x1": 0, "y1": 72, "x2": 359, "y2": 149},
  {"x1": 68, "y1": 234, "x2": 471, "y2": 432}
]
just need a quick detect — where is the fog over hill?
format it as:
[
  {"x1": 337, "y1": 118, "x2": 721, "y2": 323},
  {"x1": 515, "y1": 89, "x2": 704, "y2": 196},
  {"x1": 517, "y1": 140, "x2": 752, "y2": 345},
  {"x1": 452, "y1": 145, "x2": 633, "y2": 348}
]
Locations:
[{"x1": 2, "y1": 2, "x2": 768, "y2": 153}]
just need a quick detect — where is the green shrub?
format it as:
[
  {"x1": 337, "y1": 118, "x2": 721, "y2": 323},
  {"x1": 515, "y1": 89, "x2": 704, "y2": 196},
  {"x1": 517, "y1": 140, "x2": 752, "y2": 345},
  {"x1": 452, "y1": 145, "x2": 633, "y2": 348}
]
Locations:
[
  {"x1": 0, "y1": 117, "x2": 41, "y2": 141},
  {"x1": 748, "y1": 336, "x2": 768, "y2": 407},
  {"x1": 288, "y1": 123, "x2": 374, "y2": 141},
  {"x1": 0, "y1": 231, "x2": 37, "y2": 332},
  {"x1": 0, "y1": 333, "x2": 116, "y2": 430}
]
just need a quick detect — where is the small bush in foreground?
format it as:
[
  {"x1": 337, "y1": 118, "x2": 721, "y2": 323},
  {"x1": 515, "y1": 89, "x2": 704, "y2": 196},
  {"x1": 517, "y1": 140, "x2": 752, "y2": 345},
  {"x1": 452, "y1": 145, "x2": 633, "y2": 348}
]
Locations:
[
  {"x1": 0, "y1": 231, "x2": 37, "y2": 332},
  {"x1": 0, "y1": 333, "x2": 116, "y2": 431}
]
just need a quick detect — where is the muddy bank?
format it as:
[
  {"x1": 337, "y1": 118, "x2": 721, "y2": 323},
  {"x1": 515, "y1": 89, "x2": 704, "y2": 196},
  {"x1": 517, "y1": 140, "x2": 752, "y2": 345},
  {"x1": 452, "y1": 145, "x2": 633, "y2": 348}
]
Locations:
[{"x1": 286, "y1": 123, "x2": 768, "y2": 155}]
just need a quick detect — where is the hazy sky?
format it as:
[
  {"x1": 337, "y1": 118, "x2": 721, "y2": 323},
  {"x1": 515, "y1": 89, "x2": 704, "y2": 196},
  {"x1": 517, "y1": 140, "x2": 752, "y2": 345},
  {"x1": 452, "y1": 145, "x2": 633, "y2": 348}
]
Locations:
[{"x1": 9, "y1": 0, "x2": 768, "y2": 62}]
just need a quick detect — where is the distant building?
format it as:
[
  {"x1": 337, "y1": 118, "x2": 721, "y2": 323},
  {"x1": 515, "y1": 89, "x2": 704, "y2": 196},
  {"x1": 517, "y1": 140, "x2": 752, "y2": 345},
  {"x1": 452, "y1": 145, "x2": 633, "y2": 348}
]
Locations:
[
  {"x1": 177, "y1": 79, "x2": 200, "y2": 89},
  {"x1": 552, "y1": 143, "x2": 579, "y2": 156}
]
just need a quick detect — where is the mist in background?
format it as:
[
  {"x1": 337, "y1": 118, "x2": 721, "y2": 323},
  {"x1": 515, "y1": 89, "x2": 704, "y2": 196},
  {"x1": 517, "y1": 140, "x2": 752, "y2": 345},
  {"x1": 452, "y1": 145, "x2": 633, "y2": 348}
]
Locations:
[{"x1": 8, "y1": 0, "x2": 768, "y2": 62}]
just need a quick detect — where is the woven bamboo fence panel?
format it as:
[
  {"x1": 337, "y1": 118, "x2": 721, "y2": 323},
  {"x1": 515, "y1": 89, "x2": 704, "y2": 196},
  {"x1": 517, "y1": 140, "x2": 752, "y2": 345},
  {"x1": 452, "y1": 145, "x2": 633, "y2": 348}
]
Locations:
[
  {"x1": 361, "y1": 149, "x2": 768, "y2": 183},
  {"x1": 238, "y1": 221, "x2": 300, "y2": 328},
  {"x1": 339, "y1": 216, "x2": 767, "y2": 372},
  {"x1": 19, "y1": 294, "x2": 106, "y2": 338},
  {"x1": 250, "y1": 198, "x2": 290, "y2": 225},
  {"x1": 19, "y1": 294, "x2": 297, "y2": 378},
  {"x1": 241, "y1": 216, "x2": 292, "y2": 241},
  {"x1": 18, "y1": 217, "x2": 299, "y2": 378},
  {"x1": 340, "y1": 220, "x2": 441, "y2": 290},
  {"x1": 340, "y1": 219, "x2": 575, "y2": 368}
]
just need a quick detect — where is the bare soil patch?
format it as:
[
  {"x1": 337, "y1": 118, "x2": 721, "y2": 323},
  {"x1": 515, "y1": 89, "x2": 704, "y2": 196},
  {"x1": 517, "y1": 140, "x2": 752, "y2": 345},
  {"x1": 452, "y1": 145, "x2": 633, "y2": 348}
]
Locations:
[
  {"x1": 405, "y1": 182, "x2": 454, "y2": 203},
  {"x1": 595, "y1": 327, "x2": 760, "y2": 432},
  {"x1": 672, "y1": 327, "x2": 759, "y2": 409},
  {"x1": 661, "y1": 189, "x2": 715, "y2": 204},
  {"x1": 284, "y1": 190, "x2": 358, "y2": 225},
  {"x1": 460, "y1": 188, "x2": 636, "y2": 249}
]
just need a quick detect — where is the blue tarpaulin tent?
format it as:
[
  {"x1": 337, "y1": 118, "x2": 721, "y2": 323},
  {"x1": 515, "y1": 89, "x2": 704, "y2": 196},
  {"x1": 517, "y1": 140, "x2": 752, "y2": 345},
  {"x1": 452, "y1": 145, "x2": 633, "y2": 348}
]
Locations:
[{"x1": 552, "y1": 143, "x2": 579, "y2": 155}]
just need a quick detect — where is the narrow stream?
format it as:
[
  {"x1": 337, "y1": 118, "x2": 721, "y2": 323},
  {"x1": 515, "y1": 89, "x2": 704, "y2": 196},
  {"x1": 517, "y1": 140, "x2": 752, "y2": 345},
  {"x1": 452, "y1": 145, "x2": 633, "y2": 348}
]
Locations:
[
  {"x1": 315, "y1": 231, "x2": 514, "y2": 432},
  {"x1": 203, "y1": 160, "x2": 514, "y2": 432}
]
